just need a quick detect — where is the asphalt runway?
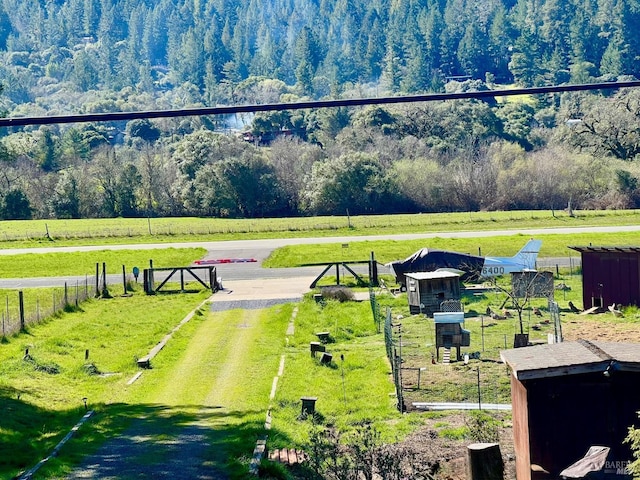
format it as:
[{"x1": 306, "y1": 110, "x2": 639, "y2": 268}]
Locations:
[{"x1": 0, "y1": 227, "x2": 594, "y2": 290}]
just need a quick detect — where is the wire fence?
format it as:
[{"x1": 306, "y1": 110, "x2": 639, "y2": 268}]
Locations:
[
  {"x1": 1, "y1": 277, "x2": 98, "y2": 338},
  {"x1": 369, "y1": 286, "x2": 384, "y2": 333},
  {"x1": 401, "y1": 362, "x2": 512, "y2": 405},
  {"x1": 372, "y1": 291, "x2": 560, "y2": 410},
  {"x1": 383, "y1": 306, "x2": 405, "y2": 411}
]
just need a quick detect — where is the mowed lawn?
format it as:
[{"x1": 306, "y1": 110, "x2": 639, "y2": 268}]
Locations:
[{"x1": 36, "y1": 301, "x2": 294, "y2": 479}]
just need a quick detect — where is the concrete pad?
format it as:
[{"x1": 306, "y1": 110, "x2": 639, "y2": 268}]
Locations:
[{"x1": 215, "y1": 276, "x2": 317, "y2": 301}]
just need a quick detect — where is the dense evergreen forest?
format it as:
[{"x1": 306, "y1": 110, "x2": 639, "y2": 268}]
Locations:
[{"x1": 1, "y1": 0, "x2": 640, "y2": 220}]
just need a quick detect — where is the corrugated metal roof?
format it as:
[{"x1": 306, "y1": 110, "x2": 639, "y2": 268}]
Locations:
[
  {"x1": 500, "y1": 340, "x2": 640, "y2": 380},
  {"x1": 569, "y1": 246, "x2": 640, "y2": 253},
  {"x1": 405, "y1": 271, "x2": 461, "y2": 280}
]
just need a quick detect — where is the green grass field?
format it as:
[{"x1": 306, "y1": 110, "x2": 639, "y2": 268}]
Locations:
[
  {"x1": 0, "y1": 209, "x2": 639, "y2": 248},
  {"x1": 264, "y1": 231, "x2": 640, "y2": 267},
  {"x1": 0, "y1": 247, "x2": 206, "y2": 278},
  {"x1": 0, "y1": 288, "x2": 212, "y2": 478},
  {"x1": 272, "y1": 297, "x2": 404, "y2": 440}
]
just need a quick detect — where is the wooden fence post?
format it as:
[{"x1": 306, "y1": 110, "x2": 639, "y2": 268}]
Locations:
[
  {"x1": 369, "y1": 251, "x2": 379, "y2": 287},
  {"x1": 95, "y1": 263, "x2": 99, "y2": 297},
  {"x1": 102, "y1": 262, "x2": 107, "y2": 295},
  {"x1": 19, "y1": 291, "x2": 25, "y2": 331}
]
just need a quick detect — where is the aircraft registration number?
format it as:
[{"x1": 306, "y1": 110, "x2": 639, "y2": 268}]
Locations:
[{"x1": 482, "y1": 266, "x2": 505, "y2": 276}]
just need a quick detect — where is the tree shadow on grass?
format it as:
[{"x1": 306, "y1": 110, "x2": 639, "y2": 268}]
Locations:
[
  {"x1": 0, "y1": 385, "x2": 90, "y2": 478},
  {"x1": 15, "y1": 401, "x2": 296, "y2": 480}
]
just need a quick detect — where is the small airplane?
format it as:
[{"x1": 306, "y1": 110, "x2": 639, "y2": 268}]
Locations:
[{"x1": 387, "y1": 239, "x2": 542, "y2": 287}]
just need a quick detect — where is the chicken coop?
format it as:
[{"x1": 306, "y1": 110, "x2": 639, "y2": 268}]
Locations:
[
  {"x1": 434, "y1": 311, "x2": 470, "y2": 362},
  {"x1": 405, "y1": 271, "x2": 461, "y2": 315}
]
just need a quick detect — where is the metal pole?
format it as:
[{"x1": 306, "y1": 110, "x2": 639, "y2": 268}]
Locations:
[
  {"x1": 477, "y1": 366, "x2": 482, "y2": 410},
  {"x1": 570, "y1": 257, "x2": 573, "y2": 276},
  {"x1": 398, "y1": 330, "x2": 403, "y2": 393},
  {"x1": 340, "y1": 354, "x2": 347, "y2": 408}
]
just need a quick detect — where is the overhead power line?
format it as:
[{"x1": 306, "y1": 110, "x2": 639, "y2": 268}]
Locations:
[{"x1": 1, "y1": 80, "x2": 640, "y2": 128}]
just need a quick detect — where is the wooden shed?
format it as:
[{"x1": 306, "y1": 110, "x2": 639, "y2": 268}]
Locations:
[
  {"x1": 405, "y1": 271, "x2": 461, "y2": 315},
  {"x1": 569, "y1": 246, "x2": 640, "y2": 309},
  {"x1": 501, "y1": 340, "x2": 640, "y2": 480}
]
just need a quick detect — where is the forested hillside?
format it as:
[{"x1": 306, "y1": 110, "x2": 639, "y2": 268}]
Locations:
[
  {"x1": 1, "y1": 0, "x2": 640, "y2": 220},
  {"x1": 1, "y1": 0, "x2": 640, "y2": 99},
  {"x1": 0, "y1": 0, "x2": 640, "y2": 100}
]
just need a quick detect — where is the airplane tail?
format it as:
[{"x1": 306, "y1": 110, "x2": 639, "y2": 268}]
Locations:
[{"x1": 510, "y1": 239, "x2": 542, "y2": 270}]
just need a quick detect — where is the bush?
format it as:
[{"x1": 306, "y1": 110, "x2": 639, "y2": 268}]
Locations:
[
  {"x1": 23, "y1": 354, "x2": 61, "y2": 375},
  {"x1": 305, "y1": 422, "x2": 439, "y2": 479},
  {"x1": 82, "y1": 362, "x2": 101, "y2": 376},
  {"x1": 465, "y1": 411, "x2": 501, "y2": 443},
  {"x1": 625, "y1": 412, "x2": 640, "y2": 479},
  {"x1": 320, "y1": 286, "x2": 354, "y2": 302}
]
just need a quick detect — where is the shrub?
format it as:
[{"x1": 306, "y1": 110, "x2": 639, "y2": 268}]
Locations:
[
  {"x1": 320, "y1": 286, "x2": 354, "y2": 302},
  {"x1": 465, "y1": 411, "x2": 501, "y2": 443}
]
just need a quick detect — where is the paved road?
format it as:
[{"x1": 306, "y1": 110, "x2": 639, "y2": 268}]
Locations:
[{"x1": 0, "y1": 225, "x2": 605, "y2": 291}]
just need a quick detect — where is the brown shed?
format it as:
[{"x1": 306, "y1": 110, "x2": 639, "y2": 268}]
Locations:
[
  {"x1": 501, "y1": 340, "x2": 640, "y2": 480},
  {"x1": 569, "y1": 246, "x2": 640, "y2": 309},
  {"x1": 405, "y1": 271, "x2": 461, "y2": 315}
]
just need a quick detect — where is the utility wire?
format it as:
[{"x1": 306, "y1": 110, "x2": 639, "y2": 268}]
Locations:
[{"x1": 1, "y1": 80, "x2": 640, "y2": 128}]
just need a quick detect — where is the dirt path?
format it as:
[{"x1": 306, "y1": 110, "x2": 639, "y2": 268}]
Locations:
[{"x1": 65, "y1": 301, "x2": 288, "y2": 479}]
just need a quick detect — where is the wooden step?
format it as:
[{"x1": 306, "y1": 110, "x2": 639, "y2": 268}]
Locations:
[
  {"x1": 442, "y1": 347, "x2": 451, "y2": 364},
  {"x1": 268, "y1": 448, "x2": 308, "y2": 465}
]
